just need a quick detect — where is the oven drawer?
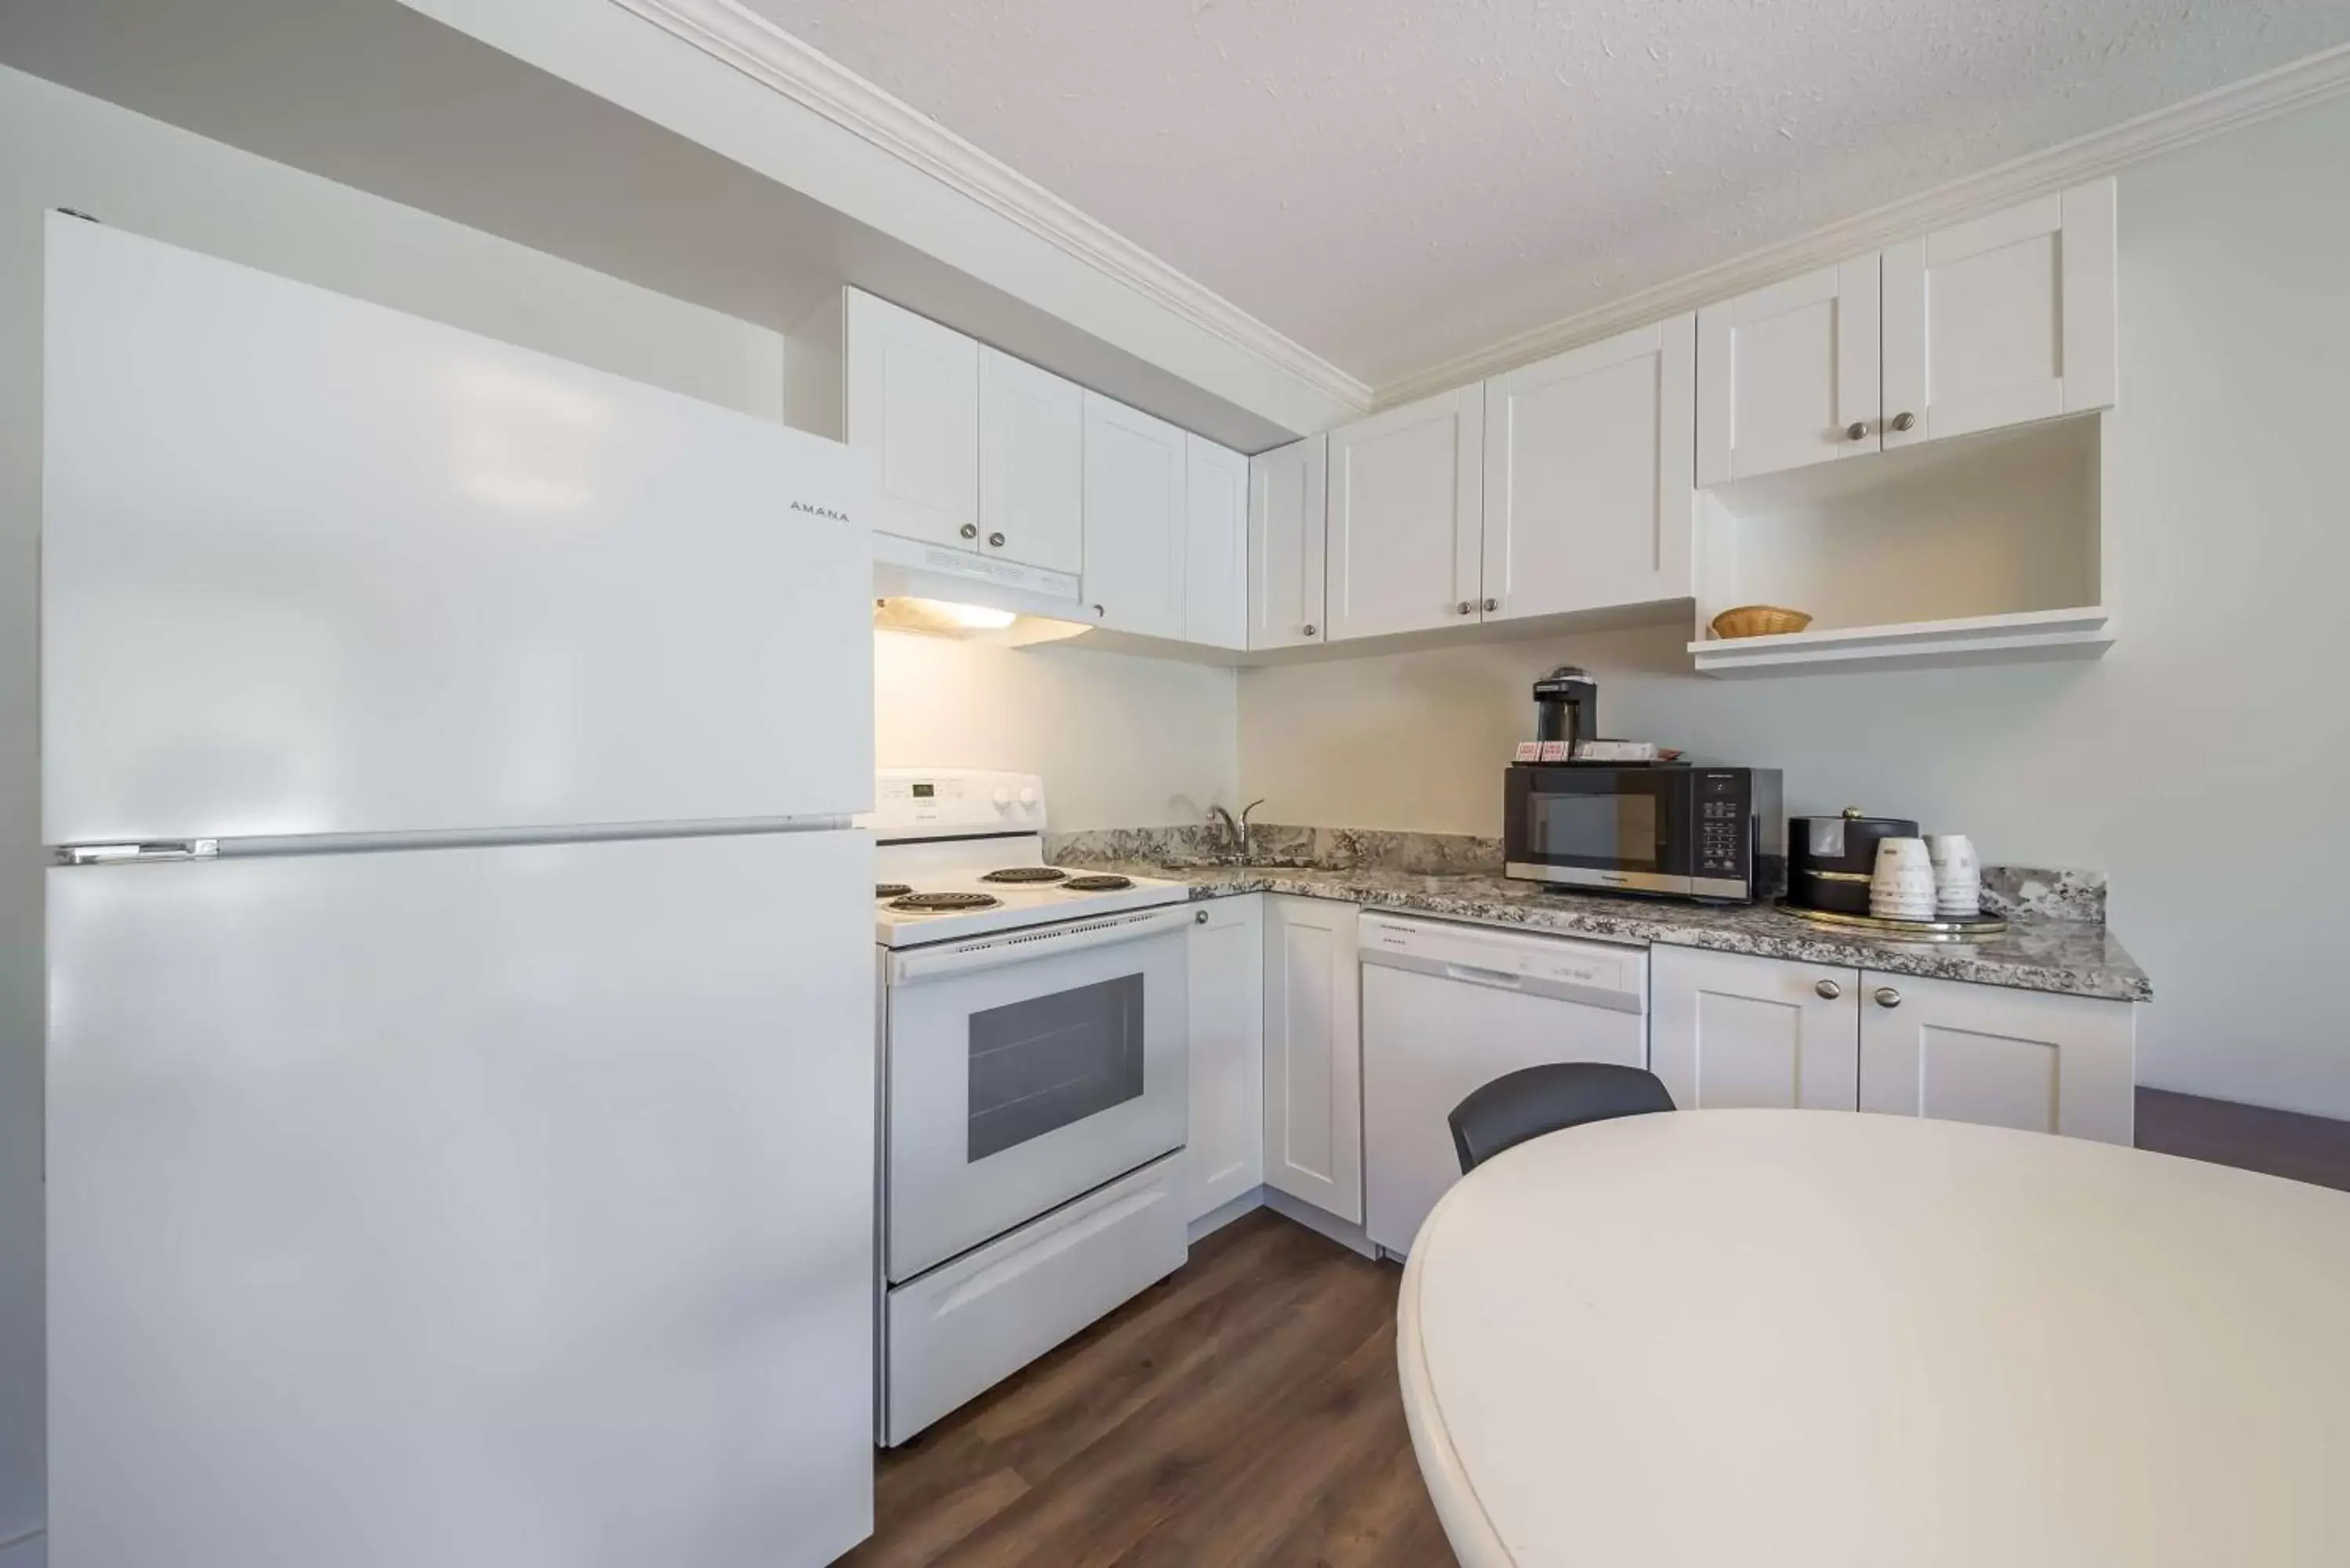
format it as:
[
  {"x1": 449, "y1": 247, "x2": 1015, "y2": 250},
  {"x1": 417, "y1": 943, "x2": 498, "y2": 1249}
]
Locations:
[{"x1": 884, "y1": 1153, "x2": 1185, "y2": 1446}]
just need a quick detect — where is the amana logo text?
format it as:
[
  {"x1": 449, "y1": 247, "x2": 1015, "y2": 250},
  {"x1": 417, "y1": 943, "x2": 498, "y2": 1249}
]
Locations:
[{"x1": 790, "y1": 500, "x2": 851, "y2": 522}]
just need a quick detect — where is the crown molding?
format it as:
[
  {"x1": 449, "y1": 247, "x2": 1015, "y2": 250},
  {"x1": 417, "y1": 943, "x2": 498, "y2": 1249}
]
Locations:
[
  {"x1": 1374, "y1": 41, "x2": 2350, "y2": 407},
  {"x1": 607, "y1": 0, "x2": 1373, "y2": 416}
]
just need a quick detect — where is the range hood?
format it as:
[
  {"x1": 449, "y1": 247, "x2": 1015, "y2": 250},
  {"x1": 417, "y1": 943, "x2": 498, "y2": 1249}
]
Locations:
[{"x1": 870, "y1": 533, "x2": 1095, "y2": 643}]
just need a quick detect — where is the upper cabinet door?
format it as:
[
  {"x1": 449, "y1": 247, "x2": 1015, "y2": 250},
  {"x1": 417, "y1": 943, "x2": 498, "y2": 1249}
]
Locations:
[
  {"x1": 1248, "y1": 435, "x2": 1328, "y2": 649},
  {"x1": 1482, "y1": 314, "x2": 1695, "y2": 620},
  {"x1": 1325, "y1": 388, "x2": 1484, "y2": 641},
  {"x1": 978, "y1": 347, "x2": 1085, "y2": 576},
  {"x1": 844, "y1": 290, "x2": 979, "y2": 549},
  {"x1": 1184, "y1": 435, "x2": 1250, "y2": 650},
  {"x1": 1882, "y1": 180, "x2": 2117, "y2": 449},
  {"x1": 1083, "y1": 392, "x2": 1188, "y2": 639},
  {"x1": 1697, "y1": 259, "x2": 1880, "y2": 486}
]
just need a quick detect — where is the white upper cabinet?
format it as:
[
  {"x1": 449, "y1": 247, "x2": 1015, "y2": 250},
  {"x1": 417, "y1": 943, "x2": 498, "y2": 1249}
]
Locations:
[
  {"x1": 1248, "y1": 435, "x2": 1328, "y2": 649},
  {"x1": 843, "y1": 290, "x2": 980, "y2": 549},
  {"x1": 1650, "y1": 946, "x2": 1860, "y2": 1112},
  {"x1": 978, "y1": 347, "x2": 1084, "y2": 575},
  {"x1": 1697, "y1": 259, "x2": 1881, "y2": 487},
  {"x1": 1482, "y1": 314, "x2": 1696, "y2": 620},
  {"x1": 1882, "y1": 180, "x2": 2117, "y2": 449},
  {"x1": 1083, "y1": 392, "x2": 1188, "y2": 639},
  {"x1": 1858, "y1": 971, "x2": 2135, "y2": 1145},
  {"x1": 1325, "y1": 388, "x2": 1484, "y2": 641},
  {"x1": 1184, "y1": 435, "x2": 1250, "y2": 650}
]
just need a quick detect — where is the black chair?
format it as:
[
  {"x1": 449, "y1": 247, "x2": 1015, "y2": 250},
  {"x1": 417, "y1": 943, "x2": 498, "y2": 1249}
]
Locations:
[{"x1": 1448, "y1": 1063, "x2": 1676, "y2": 1174}]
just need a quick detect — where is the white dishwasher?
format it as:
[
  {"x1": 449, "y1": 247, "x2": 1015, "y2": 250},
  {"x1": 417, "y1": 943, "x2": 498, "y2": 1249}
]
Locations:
[{"x1": 1361, "y1": 912, "x2": 1649, "y2": 1256}]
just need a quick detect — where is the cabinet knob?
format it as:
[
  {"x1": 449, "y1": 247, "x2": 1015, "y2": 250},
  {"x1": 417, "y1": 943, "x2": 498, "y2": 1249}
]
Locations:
[
  {"x1": 1303, "y1": 623, "x2": 1317, "y2": 637},
  {"x1": 1194, "y1": 909, "x2": 1209, "y2": 925},
  {"x1": 1456, "y1": 601, "x2": 1473, "y2": 616},
  {"x1": 988, "y1": 531, "x2": 1006, "y2": 547},
  {"x1": 959, "y1": 522, "x2": 978, "y2": 540},
  {"x1": 1890, "y1": 411, "x2": 1917, "y2": 432},
  {"x1": 1845, "y1": 421, "x2": 1869, "y2": 442},
  {"x1": 1484, "y1": 597, "x2": 1499, "y2": 612},
  {"x1": 1875, "y1": 986, "x2": 1903, "y2": 1009},
  {"x1": 1815, "y1": 978, "x2": 1842, "y2": 1000},
  {"x1": 1093, "y1": 603, "x2": 1105, "y2": 618}
]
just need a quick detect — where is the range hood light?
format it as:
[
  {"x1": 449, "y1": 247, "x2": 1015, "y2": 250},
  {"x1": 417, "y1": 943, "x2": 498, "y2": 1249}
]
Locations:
[
  {"x1": 871, "y1": 596, "x2": 1089, "y2": 644},
  {"x1": 931, "y1": 600, "x2": 1017, "y2": 630}
]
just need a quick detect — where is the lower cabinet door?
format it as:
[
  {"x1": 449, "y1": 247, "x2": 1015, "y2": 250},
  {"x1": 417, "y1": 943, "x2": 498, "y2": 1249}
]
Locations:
[
  {"x1": 1857, "y1": 971, "x2": 2136, "y2": 1143},
  {"x1": 884, "y1": 1154, "x2": 1185, "y2": 1445},
  {"x1": 1650, "y1": 946, "x2": 1860, "y2": 1111},
  {"x1": 1185, "y1": 895, "x2": 1265, "y2": 1221},
  {"x1": 1262, "y1": 896, "x2": 1363, "y2": 1223}
]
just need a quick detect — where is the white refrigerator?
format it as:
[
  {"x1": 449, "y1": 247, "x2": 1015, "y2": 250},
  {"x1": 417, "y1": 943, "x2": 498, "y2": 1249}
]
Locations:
[{"x1": 41, "y1": 215, "x2": 877, "y2": 1568}]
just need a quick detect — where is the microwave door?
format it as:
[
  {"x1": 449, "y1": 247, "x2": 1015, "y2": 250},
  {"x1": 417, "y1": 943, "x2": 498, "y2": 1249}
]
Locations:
[{"x1": 1507, "y1": 768, "x2": 1690, "y2": 894}]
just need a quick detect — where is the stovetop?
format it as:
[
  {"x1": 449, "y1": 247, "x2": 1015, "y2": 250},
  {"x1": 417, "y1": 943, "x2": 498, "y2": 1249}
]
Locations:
[
  {"x1": 871, "y1": 845, "x2": 1188, "y2": 947},
  {"x1": 869, "y1": 768, "x2": 1188, "y2": 948}
]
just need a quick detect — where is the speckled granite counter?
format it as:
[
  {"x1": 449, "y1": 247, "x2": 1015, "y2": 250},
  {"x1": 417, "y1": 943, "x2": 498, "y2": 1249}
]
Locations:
[{"x1": 1064, "y1": 858, "x2": 2151, "y2": 1003}]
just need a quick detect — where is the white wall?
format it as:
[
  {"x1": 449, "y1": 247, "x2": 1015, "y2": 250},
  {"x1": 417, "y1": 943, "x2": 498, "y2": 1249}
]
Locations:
[
  {"x1": 876, "y1": 633, "x2": 1239, "y2": 829},
  {"x1": 0, "y1": 63, "x2": 800, "y2": 1550},
  {"x1": 1242, "y1": 89, "x2": 2350, "y2": 1120}
]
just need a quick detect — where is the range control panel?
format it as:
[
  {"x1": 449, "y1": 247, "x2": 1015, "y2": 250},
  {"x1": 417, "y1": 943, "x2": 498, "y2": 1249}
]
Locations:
[{"x1": 869, "y1": 768, "x2": 1047, "y2": 840}]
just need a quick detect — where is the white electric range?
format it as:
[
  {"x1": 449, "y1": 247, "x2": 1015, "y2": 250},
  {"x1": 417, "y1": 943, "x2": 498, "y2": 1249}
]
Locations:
[{"x1": 870, "y1": 768, "x2": 1194, "y2": 1446}]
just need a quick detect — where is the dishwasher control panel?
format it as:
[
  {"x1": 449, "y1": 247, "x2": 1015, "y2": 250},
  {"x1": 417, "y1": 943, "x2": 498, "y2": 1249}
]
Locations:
[{"x1": 1359, "y1": 913, "x2": 1646, "y2": 1012}]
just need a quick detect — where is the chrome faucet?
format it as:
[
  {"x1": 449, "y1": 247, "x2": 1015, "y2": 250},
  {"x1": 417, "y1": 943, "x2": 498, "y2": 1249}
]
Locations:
[
  {"x1": 1207, "y1": 800, "x2": 1268, "y2": 859},
  {"x1": 1206, "y1": 804, "x2": 1240, "y2": 855},
  {"x1": 1238, "y1": 798, "x2": 1265, "y2": 859}
]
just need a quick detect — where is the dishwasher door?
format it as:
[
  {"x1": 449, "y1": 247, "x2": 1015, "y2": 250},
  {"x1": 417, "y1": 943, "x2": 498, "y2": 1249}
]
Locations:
[{"x1": 1360, "y1": 914, "x2": 1648, "y2": 1256}]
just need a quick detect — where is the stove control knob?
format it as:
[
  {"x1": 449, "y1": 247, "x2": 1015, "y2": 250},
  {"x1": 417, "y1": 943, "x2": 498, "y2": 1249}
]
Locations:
[
  {"x1": 992, "y1": 787, "x2": 1012, "y2": 808},
  {"x1": 1018, "y1": 786, "x2": 1039, "y2": 807}
]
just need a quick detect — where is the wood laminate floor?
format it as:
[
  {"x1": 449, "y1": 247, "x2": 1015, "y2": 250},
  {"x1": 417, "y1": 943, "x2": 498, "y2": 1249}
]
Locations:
[
  {"x1": 841, "y1": 1209, "x2": 1449, "y2": 1568},
  {"x1": 848, "y1": 1088, "x2": 2350, "y2": 1567}
]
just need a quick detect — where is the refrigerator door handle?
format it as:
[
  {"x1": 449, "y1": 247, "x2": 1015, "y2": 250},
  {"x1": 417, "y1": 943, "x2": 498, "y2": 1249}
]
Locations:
[{"x1": 56, "y1": 840, "x2": 219, "y2": 866}]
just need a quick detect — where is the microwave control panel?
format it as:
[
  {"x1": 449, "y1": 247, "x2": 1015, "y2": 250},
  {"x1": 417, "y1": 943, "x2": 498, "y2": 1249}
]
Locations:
[{"x1": 1695, "y1": 771, "x2": 1748, "y2": 879}]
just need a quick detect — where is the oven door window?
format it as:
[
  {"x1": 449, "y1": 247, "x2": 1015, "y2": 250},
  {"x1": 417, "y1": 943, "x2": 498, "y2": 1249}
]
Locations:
[{"x1": 967, "y1": 974, "x2": 1145, "y2": 1162}]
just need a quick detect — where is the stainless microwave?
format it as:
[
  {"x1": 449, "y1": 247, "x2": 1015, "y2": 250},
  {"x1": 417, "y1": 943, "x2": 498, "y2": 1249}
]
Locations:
[{"x1": 1504, "y1": 764, "x2": 1784, "y2": 903}]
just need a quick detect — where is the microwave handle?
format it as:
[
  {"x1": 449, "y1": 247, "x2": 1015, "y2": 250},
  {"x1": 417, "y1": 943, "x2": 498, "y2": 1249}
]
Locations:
[{"x1": 891, "y1": 905, "x2": 1195, "y2": 984}]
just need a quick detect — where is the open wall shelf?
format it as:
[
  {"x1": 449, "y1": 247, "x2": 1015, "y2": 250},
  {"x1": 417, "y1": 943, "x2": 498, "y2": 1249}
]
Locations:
[
  {"x1": 1690, "y1": 604, "x2": 2113, "y2": 677},
  {"x1": 1690, "y1": 416, "x2": 2113, "y2": 678}
]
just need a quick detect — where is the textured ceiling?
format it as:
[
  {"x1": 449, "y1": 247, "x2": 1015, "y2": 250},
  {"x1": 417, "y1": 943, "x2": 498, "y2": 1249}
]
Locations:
[{"x1": 739, "y1": 0, "x2": 2350, "y2": 388}]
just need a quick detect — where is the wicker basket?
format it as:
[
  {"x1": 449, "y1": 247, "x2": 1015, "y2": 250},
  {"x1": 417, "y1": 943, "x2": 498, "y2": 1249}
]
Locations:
[{"x1": 1709, "y1": 605, "x2": 1813, "y2": 640}]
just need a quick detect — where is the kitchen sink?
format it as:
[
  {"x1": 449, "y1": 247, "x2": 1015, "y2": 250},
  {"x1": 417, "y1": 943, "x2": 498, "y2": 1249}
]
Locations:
[{"x1": 1156, "y1": 854, "x2": 1322, "y2": 872}]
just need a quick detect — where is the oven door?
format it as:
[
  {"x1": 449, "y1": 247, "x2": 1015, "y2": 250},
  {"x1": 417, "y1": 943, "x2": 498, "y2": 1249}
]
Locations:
[
  {"x1": 1505, "y1": 766, "x2": 1693, "y2": 894},
  {"x1": 884, "y1": 905, "x2": 1189, "y2": 1283}
]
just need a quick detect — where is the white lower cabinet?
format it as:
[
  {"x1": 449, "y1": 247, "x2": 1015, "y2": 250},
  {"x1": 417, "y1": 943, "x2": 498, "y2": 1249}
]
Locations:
[
  {"x1": 1651, "y1": 945, "x2": 2135, "y2": 1143},
  {"x1": 1185, "y1": 895, "x2": 1264, "y2": 1221},
  {"x1": 1650, "y1": 946, "x2": 1860, "y2": 1111},
  {"x1": 1857, "y1": 970, "x2": 2135, "y2": 1144},
  {"x1": 1262, "y1": 895, "x2": 1363, "y2": 1223}
]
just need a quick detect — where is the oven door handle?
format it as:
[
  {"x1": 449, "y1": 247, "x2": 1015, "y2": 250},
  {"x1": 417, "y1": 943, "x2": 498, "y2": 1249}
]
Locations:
[{"x1": 891, "y1": 904, "x2": 1195, "y2": 983}]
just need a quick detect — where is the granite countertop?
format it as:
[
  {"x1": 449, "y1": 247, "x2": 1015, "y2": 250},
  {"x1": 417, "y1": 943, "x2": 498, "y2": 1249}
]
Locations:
[{"x1": 1070, "y1": 858, "x2": 2152, "y2": 1003}]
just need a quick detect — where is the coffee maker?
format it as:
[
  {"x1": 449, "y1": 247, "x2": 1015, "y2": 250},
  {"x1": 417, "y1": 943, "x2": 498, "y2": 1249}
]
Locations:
[{"x1": 1531, "y1": 667, "x2": 1597, "y2": 752}]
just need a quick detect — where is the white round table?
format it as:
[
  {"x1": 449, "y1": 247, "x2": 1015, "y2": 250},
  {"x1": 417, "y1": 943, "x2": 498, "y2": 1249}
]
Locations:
[{"x1": 1397, "y1": 1110, "x2": 2350, "y2": 1568}]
